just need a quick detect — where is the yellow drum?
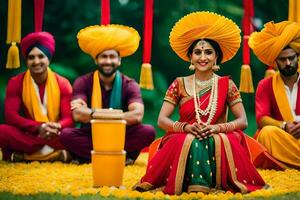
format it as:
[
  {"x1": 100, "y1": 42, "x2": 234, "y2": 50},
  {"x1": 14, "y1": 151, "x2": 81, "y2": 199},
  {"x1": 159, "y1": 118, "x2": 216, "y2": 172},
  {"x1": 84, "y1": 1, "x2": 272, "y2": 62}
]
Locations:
[
  {"x1": 91, "y1": 119, "x2": 126, "y2": 151},
  {"x1": 91, "y1": 150, "x2": 126, "y2": 187}
]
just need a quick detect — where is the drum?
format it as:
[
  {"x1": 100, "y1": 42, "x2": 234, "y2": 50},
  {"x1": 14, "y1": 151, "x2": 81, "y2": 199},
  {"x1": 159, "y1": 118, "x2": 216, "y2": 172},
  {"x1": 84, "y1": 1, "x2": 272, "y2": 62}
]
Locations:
[
  {"x1": 91, "y1": 119, "x2": 126, "y2": 151},
  {"x1": 91, "y1": 150, "x2": 126, "y2": 187}
]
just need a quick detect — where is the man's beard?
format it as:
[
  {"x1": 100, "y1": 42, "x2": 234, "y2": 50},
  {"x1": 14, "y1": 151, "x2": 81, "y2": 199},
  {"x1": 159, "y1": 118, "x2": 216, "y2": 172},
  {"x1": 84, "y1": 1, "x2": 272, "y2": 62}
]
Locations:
[
  {"x1": 278, "y1": 64, "x2": 298, "y2": 77},
  {"x1": 98, "y1": 64, "x2": 117, "y2": 77}
]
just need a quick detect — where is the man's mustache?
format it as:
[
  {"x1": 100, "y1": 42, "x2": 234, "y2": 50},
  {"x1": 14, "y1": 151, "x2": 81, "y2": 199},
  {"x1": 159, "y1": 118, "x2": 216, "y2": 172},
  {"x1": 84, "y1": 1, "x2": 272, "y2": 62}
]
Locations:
[
  {"x1": 285, "y1": 65, "x2": 294, "y2": 69},
  {"x1": 100, "y1": 64, "x2": 115, "y2": 68}
]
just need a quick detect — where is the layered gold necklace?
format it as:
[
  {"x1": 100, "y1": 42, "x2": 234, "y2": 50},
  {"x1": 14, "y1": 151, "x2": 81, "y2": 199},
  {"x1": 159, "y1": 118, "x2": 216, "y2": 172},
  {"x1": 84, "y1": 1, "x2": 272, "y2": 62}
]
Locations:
[{"x1": 193, "y1": 74, "x2": 218, "y2": 125}]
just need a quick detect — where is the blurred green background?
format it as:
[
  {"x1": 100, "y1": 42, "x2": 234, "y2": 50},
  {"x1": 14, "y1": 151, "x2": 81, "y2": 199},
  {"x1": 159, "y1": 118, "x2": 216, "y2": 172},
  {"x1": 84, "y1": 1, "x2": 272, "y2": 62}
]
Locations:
[{"x1": 0, "y1": 0, "x2": 288, "y2": 137}]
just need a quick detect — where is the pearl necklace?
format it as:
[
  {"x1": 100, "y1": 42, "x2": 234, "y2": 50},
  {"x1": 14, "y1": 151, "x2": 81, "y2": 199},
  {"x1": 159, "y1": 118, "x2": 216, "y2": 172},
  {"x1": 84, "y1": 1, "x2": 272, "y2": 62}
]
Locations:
[{"x1": 193, "y1": 74, "x2": 218, "y2": 125}]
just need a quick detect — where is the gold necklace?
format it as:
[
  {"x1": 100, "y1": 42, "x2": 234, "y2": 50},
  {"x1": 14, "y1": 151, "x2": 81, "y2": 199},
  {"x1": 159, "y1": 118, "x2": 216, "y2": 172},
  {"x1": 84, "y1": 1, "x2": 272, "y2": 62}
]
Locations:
[{"x1": 195, "y1": 78, "x2": 213, "y2": 89}]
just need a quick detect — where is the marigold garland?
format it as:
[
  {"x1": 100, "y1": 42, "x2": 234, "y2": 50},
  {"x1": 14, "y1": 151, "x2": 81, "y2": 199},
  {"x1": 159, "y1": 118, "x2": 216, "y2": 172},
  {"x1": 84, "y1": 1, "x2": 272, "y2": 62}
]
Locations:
[{"x1": 0, "y1": 153, "x2": 299, "y2": 199}]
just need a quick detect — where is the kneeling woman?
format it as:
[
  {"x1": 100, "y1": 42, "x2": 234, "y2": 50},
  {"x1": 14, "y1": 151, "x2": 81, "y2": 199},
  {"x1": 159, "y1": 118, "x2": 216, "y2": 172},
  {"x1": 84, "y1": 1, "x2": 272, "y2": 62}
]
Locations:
[{"x1": 134, "y1": 11, "x2": 267, "y2": 195}]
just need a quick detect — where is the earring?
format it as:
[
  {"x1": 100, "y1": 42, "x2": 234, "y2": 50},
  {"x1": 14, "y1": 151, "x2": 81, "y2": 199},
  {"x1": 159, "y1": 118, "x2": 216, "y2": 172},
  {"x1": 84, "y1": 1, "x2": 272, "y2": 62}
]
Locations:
[
  {"x1": 189, "y1": 61, "x2": 195, "y2": 71},
  {"x1": 212, "y1": 60, "x2": 220, "y2": 72}
]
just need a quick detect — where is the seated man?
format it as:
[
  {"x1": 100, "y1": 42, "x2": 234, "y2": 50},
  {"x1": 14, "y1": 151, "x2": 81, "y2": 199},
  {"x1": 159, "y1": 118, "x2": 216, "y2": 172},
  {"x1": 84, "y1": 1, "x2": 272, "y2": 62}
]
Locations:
[
  {"x1": 0, "y1": 32, "x2": 74, "y2": 162},
  {"x1": 249, "y1": 20, "x2": 300, "y2": 169},
  {"x1": 59, "y1": 24, "x2": 156, "y2": 164}
]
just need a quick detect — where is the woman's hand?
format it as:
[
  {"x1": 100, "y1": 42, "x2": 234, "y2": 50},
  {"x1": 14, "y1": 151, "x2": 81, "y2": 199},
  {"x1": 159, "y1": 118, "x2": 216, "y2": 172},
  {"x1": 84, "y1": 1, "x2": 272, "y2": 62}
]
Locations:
[
  {"x1": 197, "y1": 124, "x2": 220, "y2": 140},
  {"x1": 184, "y1": 123, "x2": 219, "y2": 140},
  {"x1": 184, "y1": 122, "x2": 202, "y2": 137}
]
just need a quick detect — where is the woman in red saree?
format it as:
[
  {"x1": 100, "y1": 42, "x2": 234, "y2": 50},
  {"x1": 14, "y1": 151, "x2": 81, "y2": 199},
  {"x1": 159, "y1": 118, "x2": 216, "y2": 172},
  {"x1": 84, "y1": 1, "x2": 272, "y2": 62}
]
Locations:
[{"x1": 134, "y1": 12, "x2": 267, "y2": 195}]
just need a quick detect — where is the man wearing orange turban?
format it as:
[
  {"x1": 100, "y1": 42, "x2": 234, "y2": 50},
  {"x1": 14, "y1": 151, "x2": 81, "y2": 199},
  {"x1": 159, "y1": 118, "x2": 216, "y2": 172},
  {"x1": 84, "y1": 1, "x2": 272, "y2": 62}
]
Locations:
[
  {"x1": 0, "y1": 32, "x2": 74, "y2": 162},
  {"x1": 249, "y1": 21, "x2": 300, "y2": 169},
  {"x1": 59, "y1": 25, "x2": 155, "y2": 165}
]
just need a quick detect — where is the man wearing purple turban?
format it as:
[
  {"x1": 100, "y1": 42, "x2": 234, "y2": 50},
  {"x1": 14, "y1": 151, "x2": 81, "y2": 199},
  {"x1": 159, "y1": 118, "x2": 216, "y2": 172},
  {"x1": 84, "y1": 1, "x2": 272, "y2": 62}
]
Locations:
[{"x1": 0, "y1": 32, "x2": 74, "y2": 162}]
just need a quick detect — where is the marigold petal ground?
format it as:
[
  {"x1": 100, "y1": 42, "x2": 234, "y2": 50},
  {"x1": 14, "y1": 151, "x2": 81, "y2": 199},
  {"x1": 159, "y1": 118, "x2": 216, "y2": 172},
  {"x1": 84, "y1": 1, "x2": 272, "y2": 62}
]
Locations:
[{"x1": 0, "y1": 153, "x2": 299, "y2": 199}]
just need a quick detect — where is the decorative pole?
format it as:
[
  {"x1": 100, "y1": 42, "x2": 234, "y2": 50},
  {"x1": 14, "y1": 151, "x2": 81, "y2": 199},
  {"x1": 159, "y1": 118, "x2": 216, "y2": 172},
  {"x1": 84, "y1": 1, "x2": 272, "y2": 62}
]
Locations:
[
  {"x1": 239, "y1": 0, "x2": 254, "y2": 93},
  {"x1": 139, "y1": 0, "x2": 154, "y2": 90},
  {"x1": 101, "y1": 0, "x2": 110, "y2": 25},
  {"x1": 6, "y1": 0, "x2": 22, "y2": 69},
  {"x1": 34, "y1": 0, "x2": 45, "y2": 32}
]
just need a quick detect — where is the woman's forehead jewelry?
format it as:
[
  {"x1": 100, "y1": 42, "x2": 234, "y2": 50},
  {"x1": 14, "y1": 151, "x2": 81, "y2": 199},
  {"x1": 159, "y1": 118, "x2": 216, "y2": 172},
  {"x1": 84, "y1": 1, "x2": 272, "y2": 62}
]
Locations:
[{"x1": 196, "y1": 39, "x2": 208, "y2": 49}]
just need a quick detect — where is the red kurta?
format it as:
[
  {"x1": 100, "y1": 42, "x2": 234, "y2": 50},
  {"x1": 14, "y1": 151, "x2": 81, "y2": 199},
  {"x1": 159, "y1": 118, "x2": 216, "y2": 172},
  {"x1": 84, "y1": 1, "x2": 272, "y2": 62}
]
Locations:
[
  {"x1": 0, "y1": 72, "x2": 73, "y2": 160},
  {"x1": 256, "y1": 76, "x2": 300, "y2": 124}
]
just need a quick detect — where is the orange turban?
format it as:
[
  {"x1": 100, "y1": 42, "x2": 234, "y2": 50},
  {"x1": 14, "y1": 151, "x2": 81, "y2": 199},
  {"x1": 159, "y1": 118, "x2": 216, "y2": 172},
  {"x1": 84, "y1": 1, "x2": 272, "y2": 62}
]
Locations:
[
  {"x1": 169, "y1": 11, "x2": 241, "y2": 63},
  {"x1": 249, "y1": 21, "x2": 300, "y2": 66},
  {"x1": 77, "y1": 24, "x2": 140, "y2": 58}
]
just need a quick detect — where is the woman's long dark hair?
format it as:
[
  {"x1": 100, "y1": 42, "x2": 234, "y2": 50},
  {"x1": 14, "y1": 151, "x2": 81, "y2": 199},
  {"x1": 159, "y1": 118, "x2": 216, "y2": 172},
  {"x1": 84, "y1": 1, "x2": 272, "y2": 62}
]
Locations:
[{"x1": 187, "y1": 39, "x2": 223, "y2": 64}]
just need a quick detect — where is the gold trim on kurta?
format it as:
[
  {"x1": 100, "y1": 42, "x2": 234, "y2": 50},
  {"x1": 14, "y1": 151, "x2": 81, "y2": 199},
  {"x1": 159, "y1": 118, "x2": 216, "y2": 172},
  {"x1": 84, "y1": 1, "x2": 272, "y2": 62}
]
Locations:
[
  {"x1": 187, "y1": 185, "x2": 210, "y2": 193},
  {"x1": 174, "y1": 134, "x2": 195, "y2": 195},
  {"x1": 219, "y1": 133, "x2": 248, "y2": 193},
  {"x1": 213, "y1": 134, "x2": 222, "y2": 189}
]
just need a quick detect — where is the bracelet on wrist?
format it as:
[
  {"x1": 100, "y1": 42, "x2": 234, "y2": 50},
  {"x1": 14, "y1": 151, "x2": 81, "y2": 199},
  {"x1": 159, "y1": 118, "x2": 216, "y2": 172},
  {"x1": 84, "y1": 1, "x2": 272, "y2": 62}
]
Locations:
[
  {"x1": 280, "y1": 121, "x2": 287, "y2": 131},
  {"x1": 90, "y1": 109, "x2": 95, "y2": 117},
  {"x1": 173, "y1": 121, "x2": 188, "y2": 132}
]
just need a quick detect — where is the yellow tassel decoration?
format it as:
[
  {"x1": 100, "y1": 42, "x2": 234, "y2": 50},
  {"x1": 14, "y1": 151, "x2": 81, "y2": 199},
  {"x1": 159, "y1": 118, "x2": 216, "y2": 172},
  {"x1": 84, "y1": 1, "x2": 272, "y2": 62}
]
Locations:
[
  {"x1": 6, "y1": 0, "x2": 22, "y2": 69},
  {"x1": 265, "y1": 68, "x2": 276, "y2": 78},
  {"x1": 139, "y1": 63, "x2": 154, "y2": 90},
  {"x1": 6, "y1": 42, "x2": 20, "y2": 69},
  {"x1": 239, "y1": 64, "x2": 254, "y2": 93},
  {"x1": 289, "y1": 0, "x2": 300, "y2": 22}
]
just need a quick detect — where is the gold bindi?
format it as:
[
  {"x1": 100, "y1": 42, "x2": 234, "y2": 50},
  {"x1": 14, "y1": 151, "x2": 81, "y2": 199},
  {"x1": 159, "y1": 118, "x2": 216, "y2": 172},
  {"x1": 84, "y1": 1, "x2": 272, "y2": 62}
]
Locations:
[{"x1": 196, "y1": 39, "x2": 208, "y2": 50}]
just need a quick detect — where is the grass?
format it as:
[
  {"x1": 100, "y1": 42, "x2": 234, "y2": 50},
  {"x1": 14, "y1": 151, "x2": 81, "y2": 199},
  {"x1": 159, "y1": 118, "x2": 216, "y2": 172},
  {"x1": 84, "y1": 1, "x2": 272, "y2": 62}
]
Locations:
[{"x1": 0, "y1": 192, "x2": 300, "y2": 200}]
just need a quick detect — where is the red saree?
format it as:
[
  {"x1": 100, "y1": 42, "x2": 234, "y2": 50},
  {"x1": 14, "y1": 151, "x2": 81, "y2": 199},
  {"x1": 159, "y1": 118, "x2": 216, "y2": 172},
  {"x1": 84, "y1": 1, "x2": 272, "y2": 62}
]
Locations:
[{"x1": 134, "y1": 76, "x2": 266, "y2": 194}]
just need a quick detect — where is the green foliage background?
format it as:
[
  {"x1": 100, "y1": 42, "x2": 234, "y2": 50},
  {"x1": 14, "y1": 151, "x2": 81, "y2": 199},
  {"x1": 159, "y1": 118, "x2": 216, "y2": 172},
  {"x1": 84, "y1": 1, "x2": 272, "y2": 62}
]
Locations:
[{"x1": 0, "y1": 0, "x2": 288, "y2": 137}]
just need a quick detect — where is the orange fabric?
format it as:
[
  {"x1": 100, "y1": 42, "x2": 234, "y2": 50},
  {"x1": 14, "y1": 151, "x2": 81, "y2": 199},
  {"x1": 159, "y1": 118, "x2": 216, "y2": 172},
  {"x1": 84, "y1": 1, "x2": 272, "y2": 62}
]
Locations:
[
  {"x1": 249, "y1": 21, "x2": 300, "y2": 66},
  {"x1": 257, "y1": 126, "x2": 300, "y2": 169},
  {"x1": 245, "y1": 135, "x2": 286, "y2": 170},
  {"x1": 272, "y1": 72, "x2": 294, "y2": 122},
  {"x1": 147, "y1": 137, "x2": 162, "y2": 162},
  {"x1": 169, "y1": 11, "x2": 241, "y2": 63},
  {"x1": 22, "y1": 68, "x2": 60, "y2": 122},
  {"x1": 246, "y1": 131, "x2": 285, "y2": 170},
  {"x1": 77, "y1": 24, "x2": 140, "y2": 58},
  {"x1": 91, "y1": 70, "x2": 102, "y2": 109}
]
